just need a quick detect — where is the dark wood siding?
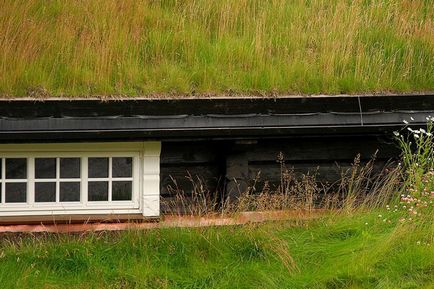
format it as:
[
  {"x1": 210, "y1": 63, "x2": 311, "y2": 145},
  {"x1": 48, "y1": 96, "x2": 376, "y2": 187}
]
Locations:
[{"x1": 160, "y1": 135, "x2": 399, "y2": 204}]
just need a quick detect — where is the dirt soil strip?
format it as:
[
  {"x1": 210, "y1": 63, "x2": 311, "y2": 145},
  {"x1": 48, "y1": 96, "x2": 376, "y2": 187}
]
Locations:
[{"x1": 0, "y1": 210, "x2": 326, "y2": 233}]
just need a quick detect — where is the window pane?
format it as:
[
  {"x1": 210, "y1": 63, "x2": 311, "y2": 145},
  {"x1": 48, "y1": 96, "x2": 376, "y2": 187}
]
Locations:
[
  {"x1": 88, "y1": 158, "x2": 108, "y2": 178},
  {"x1": 6, "y1": 158, "x2": 27, "y2": 179},
  {"x1": 112, "y1": 157, "x2": 132, "y2": 178},
  {"x1": 60, "y1": 158, "x2": 80, "y2": 178},
  {"x1": 88, "y1": 181, "x2": 108, "y2": 201},
  {"x1": 35, "y1": 158, "x2": 56, "y2": 179},
  {"x1": 0, "y1": 158, "x2": 2, "y2": 178},
  {"x1": 5, "y1": 182, "x2": 26, "y2": 202},
  {"x1": 35, "y1": 182, "x2": 56, "y2": 202},
  {"x1": 112, "y1": 181, "x2": 132, "y2": 201},
  {"x1": 60, "y1": 182, "x2": 80, "y2": 202}
]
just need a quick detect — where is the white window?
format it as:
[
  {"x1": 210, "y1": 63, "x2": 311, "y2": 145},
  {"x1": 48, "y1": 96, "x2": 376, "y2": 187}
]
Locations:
[{"x1": 0, "y1": 142, "x2": 161, "y2": 218}]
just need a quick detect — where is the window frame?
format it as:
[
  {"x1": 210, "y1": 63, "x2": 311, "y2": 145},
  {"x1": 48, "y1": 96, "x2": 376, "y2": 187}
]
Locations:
[
  {"x1": 0, "y1": 152, "x2": 140, "y2": 211},
  {"x1": 0, "y1": 142, "x2": 161, "y2": 217}
]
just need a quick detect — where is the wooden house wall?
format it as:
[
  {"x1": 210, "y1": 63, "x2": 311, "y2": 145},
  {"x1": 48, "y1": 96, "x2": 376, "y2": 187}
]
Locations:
[{"x1": 160, "y1": 135, "x2": 399, "y2": 207}]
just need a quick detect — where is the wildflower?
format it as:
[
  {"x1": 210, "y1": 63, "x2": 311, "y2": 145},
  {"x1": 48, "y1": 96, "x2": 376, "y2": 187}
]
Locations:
[
  {"x1": 403, "y1": 120, "x2": 409, "y2": 124},
  {"x1": 417, "y1": 241, "x2": 421, "y2": 245},
  {"x1": 378, "y1": 214, "x2": 382, "y2": 218},
  {"x1": 393, "y1": 131, "x2": 400, "y2": 136},
  {"x1": 407, "y1": 127, "x2": 414, "y2": 132},
  {"x1": 420, "y1": 128, "x2": 426, "y2": 134},
  {"x1": 414, "y1": 134, "x2": 420, "y2": 139},
  {"x1": 410, "y1": 117, "x2": 415, "y2": 121}
]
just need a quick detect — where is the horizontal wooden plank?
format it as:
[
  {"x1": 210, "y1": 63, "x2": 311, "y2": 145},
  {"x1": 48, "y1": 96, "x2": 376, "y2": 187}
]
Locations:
[
  {"x1": 161, "y1": 142, "x2": 223, "y2": 164},
  {"x1": 245, "y1": 137, "x2": 397, "y2": 162},
  {"x1": 160, "y1": 165, "x2": 222, "y2": 196},
  {"x1": 248, "y1": 160, "x2": 389, "y2": 186}
]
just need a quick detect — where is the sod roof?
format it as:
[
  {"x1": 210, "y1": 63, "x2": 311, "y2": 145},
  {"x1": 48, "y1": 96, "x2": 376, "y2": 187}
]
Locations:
[{"x1": 1, "y1": 0, "x2": 433, "y2": 98}]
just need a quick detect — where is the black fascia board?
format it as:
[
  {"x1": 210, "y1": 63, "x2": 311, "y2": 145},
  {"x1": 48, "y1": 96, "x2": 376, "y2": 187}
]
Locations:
[
  {"x1": 0, "y1": 95, "x2": 433, "y2": 142},
  {"x1": 0, "y1": 95, "x2": 433, "y2": 117}
]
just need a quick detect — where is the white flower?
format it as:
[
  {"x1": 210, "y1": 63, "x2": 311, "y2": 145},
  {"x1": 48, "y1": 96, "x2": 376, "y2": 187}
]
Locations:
[
  {"x1": 414, "y1": 134, "x2": 420, "y2": 139},
  {"x1": 410, "y1": 117, "x2": 415, "y2": 121},
  {"x1": 403, "y1": 120, "x2": 409, "y2": 124},
  {"x1": 407, "y1": 127, "x2": 414, "y2": 132},
  {"x1": 420, "y1": 128, "x2": 426, "y2": 134},
  {"x1": 393, "y1": 131, "x2": 400, "y2": 136},
  {"x1": 427, "y1": 133, "x2": 432, "y2": 136}
]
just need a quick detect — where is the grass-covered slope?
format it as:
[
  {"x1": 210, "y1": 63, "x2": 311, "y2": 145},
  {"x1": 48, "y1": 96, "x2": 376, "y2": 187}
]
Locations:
[
  {"x1": 0, "y1": 211, "x2": 433, "y2": 289},
  {"x1": 0, "y1": 0, "x2": 433, "y2": 97}
]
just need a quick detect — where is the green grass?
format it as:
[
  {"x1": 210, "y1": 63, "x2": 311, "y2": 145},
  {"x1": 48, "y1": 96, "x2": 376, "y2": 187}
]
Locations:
[
  {"x1": 0, "y1": 210, "x2": 433, "y2": 288},
  {"x1": 0, "y1": 0, "x2": 433, "y2": 97}
]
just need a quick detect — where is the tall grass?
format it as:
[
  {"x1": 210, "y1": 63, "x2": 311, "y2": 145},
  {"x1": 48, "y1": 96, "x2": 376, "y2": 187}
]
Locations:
[{"x1": 1, "y1": 0, "x2": 433, "y2": 97}]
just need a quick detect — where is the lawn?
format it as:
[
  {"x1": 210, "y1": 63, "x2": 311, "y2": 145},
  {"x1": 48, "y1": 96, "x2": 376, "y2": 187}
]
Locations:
[
  {"x1": 0, "y1": 209, "x2": 432, "y2": 289},
  {"x1": 1, "y1": 0, "x2": 433, "y2": 97}
]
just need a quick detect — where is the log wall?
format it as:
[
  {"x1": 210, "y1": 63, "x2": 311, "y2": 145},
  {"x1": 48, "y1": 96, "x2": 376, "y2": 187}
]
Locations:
[{"x1": 160, "y1": 134, "x2": 399, "y2": 203}]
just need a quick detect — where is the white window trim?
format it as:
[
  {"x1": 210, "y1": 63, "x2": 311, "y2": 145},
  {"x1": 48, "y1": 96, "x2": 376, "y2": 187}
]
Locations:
[{"x1": 0, "y1": 142, "x2": 161, "y2": 218}]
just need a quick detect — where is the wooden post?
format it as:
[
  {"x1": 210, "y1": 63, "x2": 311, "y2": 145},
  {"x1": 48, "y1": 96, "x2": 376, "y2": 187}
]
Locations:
[{"x1": 225, "y1": 141, "x2": 256, "y2": 201}]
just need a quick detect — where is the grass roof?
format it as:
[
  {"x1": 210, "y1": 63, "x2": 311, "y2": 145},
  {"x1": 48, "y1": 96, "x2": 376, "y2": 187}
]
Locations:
[{"x1": 1, "y1": 0, "x2": 433, "y2": 98}]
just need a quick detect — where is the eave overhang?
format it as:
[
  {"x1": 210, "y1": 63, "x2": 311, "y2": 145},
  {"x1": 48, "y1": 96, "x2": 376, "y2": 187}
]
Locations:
[{"x1": 0, "y1": 95, "x2": 433, "y2": 142}]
